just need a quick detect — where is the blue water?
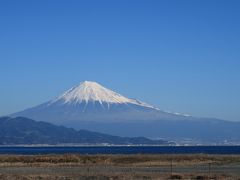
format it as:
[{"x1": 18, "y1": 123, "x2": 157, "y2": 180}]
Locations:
[{"x1": 0, "y1": 146, "x2": 240, "y2": 155}]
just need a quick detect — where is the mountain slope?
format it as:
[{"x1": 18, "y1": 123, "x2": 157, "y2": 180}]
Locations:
[
  {"x1": 10, "y1": 81, "x2": 240, "y2": 144},
  {"x1": 53, "y1": 81, "x2": 155, "y2": 108},
  {"x1": 0, "y1": 117, "x2": 172, "y2": 145},
  {"x1": 75, "y1": 119, "x2": 240, "y2": 144},
  {"x1": 12, "y1": 81, "x2": 190, "y2": 124}
]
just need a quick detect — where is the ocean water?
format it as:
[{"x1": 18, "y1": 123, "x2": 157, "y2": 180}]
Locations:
[{"x1": 0, "y1": 146, "x2": 240, "y2": 155}]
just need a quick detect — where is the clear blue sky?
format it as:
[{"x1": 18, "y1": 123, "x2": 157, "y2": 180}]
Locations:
[{"x1": 0, "y1": 0, "x2": 240, "y2": 121}]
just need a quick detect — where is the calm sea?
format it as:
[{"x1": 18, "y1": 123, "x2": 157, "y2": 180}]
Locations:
[{"x1": 0, "y1": 146, "x2": 240, "y2": 155}]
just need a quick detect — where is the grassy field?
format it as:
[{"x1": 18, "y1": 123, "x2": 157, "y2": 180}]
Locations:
[{"x1": 0, "y1": 154, "x2": 239, "y2": 179}]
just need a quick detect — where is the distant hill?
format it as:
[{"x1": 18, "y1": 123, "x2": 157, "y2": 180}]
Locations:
[{"x1": 0, "y1": 117, "x2": 172, "y2": 145}]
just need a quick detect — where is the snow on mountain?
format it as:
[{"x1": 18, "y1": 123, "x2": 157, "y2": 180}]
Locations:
[
  {"x1": 9, "y1": 81, "x2": 240, "y2": 143},
  {"x1": 50, "y1": 81, "x2": 158, "y2": 110},
  {"x1": 11, "y1": 81, "x2": 191, "y2": 127}
]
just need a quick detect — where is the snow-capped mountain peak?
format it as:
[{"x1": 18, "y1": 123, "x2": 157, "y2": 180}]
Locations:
[
  {"x1": 12, "y1": 80, "x2": 192, "y2": 127},
  {"x1": 51, "y1": 81, "x2": 157, "y2": 109}
]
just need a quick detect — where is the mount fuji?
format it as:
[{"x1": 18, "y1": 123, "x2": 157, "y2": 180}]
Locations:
[
  {"x1": 11, "y1": 81, "x2": 240, "y2": 144},
  {"x1": 12, "y1": 81, "x2": 190, "y2": 123}
]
